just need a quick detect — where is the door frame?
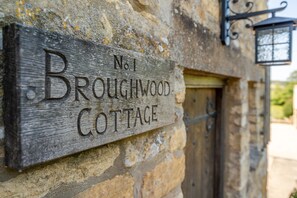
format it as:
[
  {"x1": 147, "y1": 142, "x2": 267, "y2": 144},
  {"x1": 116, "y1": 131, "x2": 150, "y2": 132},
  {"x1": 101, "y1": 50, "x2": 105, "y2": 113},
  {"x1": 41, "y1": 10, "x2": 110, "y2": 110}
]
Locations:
[{"x1": 183, "y1": 73, "x2": 225, "y2": 198}]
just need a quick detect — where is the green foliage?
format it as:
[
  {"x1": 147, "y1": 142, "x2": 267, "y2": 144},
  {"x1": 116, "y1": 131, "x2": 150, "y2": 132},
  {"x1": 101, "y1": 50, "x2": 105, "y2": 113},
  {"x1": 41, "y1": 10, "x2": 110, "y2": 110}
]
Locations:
[
  {"x1": 271, "y1": 84, "x2": 286, "y2": 105},
  {"x1": 271, "y1": 70, "x2": 297, "y2": 119},
  {"x1": 290, "y1": 188, "x2": 297, "y2": 198},
  {"x1": 271, "y1": 105, "x2": 285, "y2": 119},
  {"x1": 271, "y1": 84, "x2": 294, "y2": 118},
  {"x1": 283, "y1": 98, "x2": 293, "y2": 118},
  {"x1": 287, "y1": 70, "x2": 297, "y2": 82}
]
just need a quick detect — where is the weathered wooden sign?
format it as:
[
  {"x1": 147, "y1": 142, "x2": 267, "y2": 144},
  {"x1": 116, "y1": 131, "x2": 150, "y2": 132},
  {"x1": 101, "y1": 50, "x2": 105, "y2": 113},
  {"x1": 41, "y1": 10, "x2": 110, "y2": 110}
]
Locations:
[{"x1": 3, "y1": 24, "x2": 175, "y2": 170}]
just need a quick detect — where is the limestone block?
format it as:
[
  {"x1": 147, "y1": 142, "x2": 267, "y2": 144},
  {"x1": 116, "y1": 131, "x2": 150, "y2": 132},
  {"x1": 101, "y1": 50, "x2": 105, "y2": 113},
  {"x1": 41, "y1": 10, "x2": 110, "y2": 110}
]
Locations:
[
  {"x1": 124, "y1": 140, "x2": 141, "y2": 167},
  {"x1": 229, "y1": 130, "x2": 242, "y2": 150},
  {"x1": 233, "y1": 114, "x2": 248, "y2": 128},
  {"x1": 231, "y1": 103, "x2": 249, "y2": 116},
  {"x1": 123, "y1": 130, "x2": 168, "y2": 167},
  {"x1": 175, "y1": 106, "x2": 184, "y2": 121},
  {"x1": 0, "y1": 144, "x2": 120, "y2": 198},
  {"x1": 0, "y1": 0, "x2": 171, "y2": 59},
  {"x1": 100, "y1": 13, "x2": 113, "y2": 44},
  {"x1": 248, "y1": 115, "x2": 257, "y2": 124},
  {"x1": 226, "y1": 163, "x2": 241, "y2": 190},
  {"x1": 174, "y1": 67, "x2": 185, "y2": 95},
  {"x1": 241, "y1": 132, "x2": 251, "y2": 153},
  {"x1": 162, "y1": 187, "x2": 184, "y2": 198},
  {"x1": 141, "y1": 153, "x2": 185, "y2": 198},
  {"x1": 249, "y1": 123, "x2": 257, "y2": 133},
  {"x1": 137, "y1": 0, "x2": 157, "y2": 7},
  {"x1": 123, "y1": 120, "x2": 185, "y2": 167},
  {"x1": 175, "y1": 90, "x2": 185, "y2": 104},
  {"x1": 75, "y1": 174, "x2": 134, "y2": 198},
  {"x1": 230, "y1": 105, "x2": 241, "y2": 115},
  {"x1": 240, "y1": 154, "x2": 250, "y2": 189},
  {"x1": 169, "y1": 123, "x2": 186, "y2": 152},
  {"x1": 249, "y1": 133, "x2": 258, "y2": 144}
]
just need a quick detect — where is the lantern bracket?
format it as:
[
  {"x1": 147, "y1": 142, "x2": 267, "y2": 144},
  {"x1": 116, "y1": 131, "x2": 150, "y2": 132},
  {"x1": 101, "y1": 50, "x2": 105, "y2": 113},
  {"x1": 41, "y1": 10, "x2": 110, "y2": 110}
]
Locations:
[{"x1": 221, "y1": 0, "x2": 288, "y2": 45}]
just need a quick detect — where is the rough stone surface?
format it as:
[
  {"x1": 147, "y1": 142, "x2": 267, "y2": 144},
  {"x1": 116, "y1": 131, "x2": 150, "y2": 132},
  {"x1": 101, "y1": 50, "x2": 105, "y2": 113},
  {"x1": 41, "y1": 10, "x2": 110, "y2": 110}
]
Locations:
[
  {"x1": 175, "y1": 90, "x2": 185, "y2": 104},
  {"x1": 169, "y1": 123, "x2": 186, "y2": 152},
  {"x1": 141, "y1": 153, "x2": 185, "y2": 198},
  {"x1": 0, "y1": 144, "x2": 120, "y2": 198},
  {"x1": 0, "y1": 0, "x2": 266, "y2": 80},
  {"x1": 224, "y1": 77, "x2": 267, "y2": 198},
  {"x1": 224, "y1": 79, "x2": 251, "y2": 196},
  {"x1": 0, "y1": 0, "x2": 268, "y2": 197},
  {"x1": 163, "y1": 187, "x2": 184, "y2": 198},
  {"x1": 123, "y1": 67, "x2": 185, "y2": 168},
  {"x1": 75, "y1": 174, "x2": 134, "y2": 198},
  {"x1": 174, "y1": 67, "x2": 185, "y2": 104},
  {"x1": 123, "y1": 128, "x2": 169, "y2": 168},
  {"x1": 248, "y1": 150, "x2": 267, "y2": 198},
  {"x1": 248, "y1": 82, "x2": 265, "y2": 150},
  {"x1": 123, "y1": 121, "x2": 185, "y2": 168},
  {"x1": 0, "y1": 0, "x2": 172, "y2": 58}
]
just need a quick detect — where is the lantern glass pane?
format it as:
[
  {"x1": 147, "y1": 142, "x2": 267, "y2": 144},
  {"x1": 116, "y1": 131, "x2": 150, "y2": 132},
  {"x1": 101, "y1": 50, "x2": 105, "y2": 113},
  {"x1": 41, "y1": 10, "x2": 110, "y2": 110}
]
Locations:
[
  {"x1": 274, "y1": 43, "x2": 290, "y2": 60},
  {"x1": 256, "y1": 24, "x2": 292, "y2": 65},
  {"x1": 257, "y1": 29, "x2": 273, "y2": 45},
  {"x1": 257, "y1": 45, "x2": 273, "y2": 62},
  {"x1": 274, "y1": 27, "x2": 290, "y2": 44}
]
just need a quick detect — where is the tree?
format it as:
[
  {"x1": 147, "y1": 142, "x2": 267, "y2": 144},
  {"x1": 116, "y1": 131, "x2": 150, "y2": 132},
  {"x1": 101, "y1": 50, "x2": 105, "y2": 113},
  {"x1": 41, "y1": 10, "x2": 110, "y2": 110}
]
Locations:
[
  {"x1": 271, "y1": 84, "x2": 286, "y2": 105},
  {"x1": 271, "y1": 70, "x2": 297, "y2": 119},
  {"x1": 287, "y1": 70, "x2": 297, "y2": 82}
]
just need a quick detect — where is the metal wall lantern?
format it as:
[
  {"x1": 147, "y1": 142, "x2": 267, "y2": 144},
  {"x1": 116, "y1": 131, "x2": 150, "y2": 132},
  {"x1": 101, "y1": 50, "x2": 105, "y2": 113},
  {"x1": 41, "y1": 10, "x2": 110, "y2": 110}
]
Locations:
[
  {"x1": 221, "y1": 0, "x2": 297, "y2": 66},
  {"x1": 254, "y1": 16, "x2": 297, "y2": 65}
]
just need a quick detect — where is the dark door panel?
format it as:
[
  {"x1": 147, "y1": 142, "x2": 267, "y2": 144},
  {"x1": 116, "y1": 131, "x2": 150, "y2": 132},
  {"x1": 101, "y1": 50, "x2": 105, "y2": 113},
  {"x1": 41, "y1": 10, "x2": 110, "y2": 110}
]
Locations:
[{"x1": 182, "y1": 88, "x2": 222, "y2": 198}]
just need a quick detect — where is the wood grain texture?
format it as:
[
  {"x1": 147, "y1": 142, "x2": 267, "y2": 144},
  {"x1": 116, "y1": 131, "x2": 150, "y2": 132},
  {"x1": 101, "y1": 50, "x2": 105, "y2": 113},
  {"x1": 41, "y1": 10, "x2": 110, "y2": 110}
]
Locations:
[
  {"x1": 182, "y1": 88, "x2": 220, "y2": 198},
  {"x1": 3, "y1": 24, "x2": 175, "y2": 170}
]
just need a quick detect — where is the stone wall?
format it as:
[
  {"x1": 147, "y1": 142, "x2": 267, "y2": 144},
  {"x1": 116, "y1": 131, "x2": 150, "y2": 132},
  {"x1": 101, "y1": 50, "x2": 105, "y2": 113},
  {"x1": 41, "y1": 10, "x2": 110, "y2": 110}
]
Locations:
[
  {"x1": 248, "y1": 81, "x2": 268, "y2": 198},
  {"x1": 0, "y1": 0, "x2": 268, "y2": 197}
]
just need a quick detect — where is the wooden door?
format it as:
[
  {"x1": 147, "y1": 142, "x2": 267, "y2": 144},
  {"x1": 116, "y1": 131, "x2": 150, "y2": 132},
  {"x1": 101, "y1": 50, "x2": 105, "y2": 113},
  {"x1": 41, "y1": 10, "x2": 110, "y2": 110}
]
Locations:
[{"x1": 182, "y1": 88, "x2": 222, "y2": 198}]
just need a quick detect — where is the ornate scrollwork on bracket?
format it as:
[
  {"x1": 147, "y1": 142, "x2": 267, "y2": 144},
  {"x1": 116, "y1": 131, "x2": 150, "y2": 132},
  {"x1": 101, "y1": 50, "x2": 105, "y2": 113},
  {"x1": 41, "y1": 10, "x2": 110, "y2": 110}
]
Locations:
[
  {"x1": 229, "y1": 1, "x2": 254, "y2": 15},
  {"x1": 221, "y1": 0, "x2": 288, "y2": 45},
  {"x1": 229, "y1": 18, "x2": 254, "y2": 40},
  {"x1": 228, "y1": 1, "x2": 254, "y2": 40}
]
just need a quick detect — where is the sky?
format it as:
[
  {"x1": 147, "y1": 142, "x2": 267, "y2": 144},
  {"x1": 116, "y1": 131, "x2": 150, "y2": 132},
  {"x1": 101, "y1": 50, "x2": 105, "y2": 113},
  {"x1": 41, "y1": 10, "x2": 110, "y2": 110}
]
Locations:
[{"x1": 268, "y1": 0, "x2": 297, "y2": 81}]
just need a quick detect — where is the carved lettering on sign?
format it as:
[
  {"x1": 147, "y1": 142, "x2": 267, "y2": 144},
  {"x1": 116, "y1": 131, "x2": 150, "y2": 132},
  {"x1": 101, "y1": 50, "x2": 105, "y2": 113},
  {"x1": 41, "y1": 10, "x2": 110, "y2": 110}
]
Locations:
[
  {"x1": 45, "y1": 49, "x2": 71, "y2": 100},
  {"x1": 3, "y1": 24, "x2": 175, "y2": 170}
]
